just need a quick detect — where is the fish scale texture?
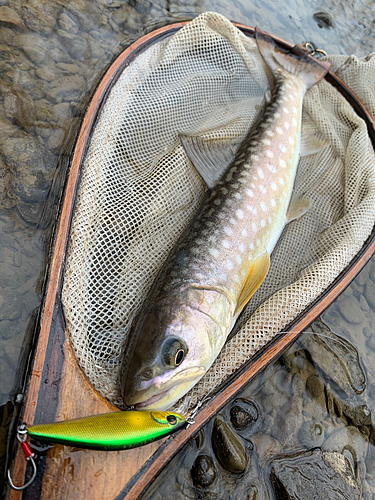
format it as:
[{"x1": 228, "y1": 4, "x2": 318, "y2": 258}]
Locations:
[{"x1": 62, "y1": 12, "x2": 375, "y2": 411}]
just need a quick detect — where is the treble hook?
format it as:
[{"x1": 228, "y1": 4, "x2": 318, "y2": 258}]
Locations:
[{"x1": 8, "y1": 424, "x2": 37, "y2": 491}]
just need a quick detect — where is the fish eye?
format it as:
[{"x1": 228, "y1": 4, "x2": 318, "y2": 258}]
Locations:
[
  {"x1": 167, "y1": 415, "x2": 177, "y2": 425},
  {"x1": 162, "y1": 337, "x2": 187, "y2": 367}
]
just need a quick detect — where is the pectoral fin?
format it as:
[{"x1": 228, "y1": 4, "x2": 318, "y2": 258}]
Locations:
[
  {"x1": 179, "y1": 135, "x2": 238, "y2": 190},
  {"x1": 234, "y1": 251, "x2": 270, "y2": 317},
  {"x1": 286, "y1": 196, "x2": 310, "y2": 222}
]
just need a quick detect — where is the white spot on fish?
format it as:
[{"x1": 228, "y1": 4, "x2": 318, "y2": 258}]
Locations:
[
  {"x1": 280, "y1": 177, "x2": 285, "y2": 185},
  {"x1": 236, "y1": 255, "x2": 242, "y2": 264},
  {"x1": 266, "y1": 150, "x2": 274, "y2": 158},
  {"x1": 280, "y1": 145, "x2": 287, "y2": 153},
  {"x1": 293, "y1": 107, "x2": 298, "y2": 114},
  {"x1": 283, "y1": 107, "x2": 289, "y2": 114},
  {"x1": 275, "y1": 112, "x2": 281, "y2": 119},
  {"x1": 236, "y1": 209, "x2": 244, "y2": 219},
  {"x1": 249, "y1": 242, "x2": 255, "y2": 250},
  {"x1": 284, "y1": 122, "x2": 290, "y2": 130},
  {"x1": 247, "y1": 205, "x2": 256, "y2": 214},
  {"x1": 266, "y1": 130, "x2": 275, "y2": 137},
  {"x1": 256, "y1": 238, "x2": 261, "y2": 246},
  {"x1": 261, "y1": 219, "x2": 266, "y2": 227},
  {"x1": 234, "y1": 274, "x2": 240, "y2": 283},
  {"x1": 239, "y1": 243, "x2": 245, "y2": 253},
  {"x1": 226, "y1": 260, "x2": 234, "y2": 270},
  {"x1": 260, "y1": 185, "x2": 267, "y2": 194},
  {"x1": 250, "y1": 183, "x2": 256, "y2": 189},
  {"x1": 257, "y1": 167, "x2": 265, "y2": 179},
  {"x1": 214, "y1": 199, "x2": 221, "y2": 205},
  {"x1": 252, "y1": 222, "x2": 258, "y2": 233},
  {"x1": 289, "y1": 137, "x2": 294, "y2": 145},
  {"x1": 271, "y1": 198, "x2": 276, "y2": 207},
  {"x1": 246, "y1": 189, "x2": 254, "y2": 197},
  {"x1": 267, "y1": 164, "x2": 277, "y2": 173},
  {"x1": 230, "y1": 218, "x2": 237, "y2": 225},
  {"x1": 271, "y1": 182, "x2": 277, "y2": 191},
  {"x1": 251, "y1": 155, "x2": 260, "y2": 162},
  {"x1": 276, "y1": 127, "x2": 283, "y2": 135},
  {"x1": 293, "y1": 118, "x2": 297, "y2": 126},
  {"x1": 268, "y1": 216, "x2": 273, "y2": 223},
  {"x1": 234, "y1": 193, "x2": 242, "y2": 200},
  {"x1": 222, "y1": 240, "x2": 231, "y2": 249},
  {"x1": 294, "y1": 91, "x2": 298, "y2": 97},
  {"x1": 280, "y1": 159, "x2": 286, "y2": 168},
  {"x1": 242, "y1": 228, "x2": 248, "y2": 237},
  {"x1": 224, "y1": 226, "x2": 233, "y2": 236},
  {"x1": 221, "y1": 187, "x2": 228, "y2": 194},
  {"x1": 263, "y1": 139, "x2": 271, "y2": 146},
  {"x1": 260, "y1": 202, "x2": 267, "y2": 212}
]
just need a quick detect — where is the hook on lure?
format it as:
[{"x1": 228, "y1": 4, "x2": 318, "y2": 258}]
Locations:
[{"x1": 8, "y1": 424, "x2": 37, "y2": 491}]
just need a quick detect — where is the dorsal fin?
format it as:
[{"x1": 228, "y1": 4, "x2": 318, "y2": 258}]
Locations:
[{"x1": 180, "y1": 135, "x2": 237, "y2": 190}]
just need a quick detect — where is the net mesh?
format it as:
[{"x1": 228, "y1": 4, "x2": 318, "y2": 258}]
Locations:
[{"x1": 61, "y1": 12, "x2": 375, "y2": 411}]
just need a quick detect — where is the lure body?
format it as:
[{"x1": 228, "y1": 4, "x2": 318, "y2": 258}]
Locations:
[{"x1": 27, "y1": 410, "x2": 186, "y2": 451}]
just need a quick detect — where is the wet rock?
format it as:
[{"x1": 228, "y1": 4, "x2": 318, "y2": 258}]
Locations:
[
  {"x1": 306, "y1": 374, "x2": 324, "y2": 398},
  {"x1": 212, "y1": 416, "x2": 247, "y2": 473},
  {"x1": 322, "y1": 425, "x2": 368, "y2": 472},
  {"x1": 47, "y1": 75, "x2": 86, "y2": 103},
  {"x1": 58, "y1": 12, "x2": 79, "y2": 34},
  {"x1": 57, "y1": 30, "x2": 90, "y2": 61},
  {"x1": 271, "y1": 397, "x2": 303, "y2": 448},
  {"x1": 2, "y1": 136, "x2": 52, "y2": 203},
  {"x1": 337, "y1": 296, "x2": 363, "y2": 325},
  {"x1": 0, "y1": 289, "x2": 22, "y2": 322},
  {"x1": 3, "y1": 87, "x2": 37, "y2": 129},
  {"x1": 230, "y1": 399, "x2": 258, "y2": 430},
  {"x1": 298, "y1": 419, "x2": 324, "y2": 449},
  {"x1": 191, "y1": 454, "x2": 216, "y2": 488},
  {"x1": 20, "y1": 0, "x2": 60, "y2": 34},
  {"x1": 0, "y1": 6, "x2": 25, "y2": 29},
  {"x1": 299, "y1": 324, "x2": 366, "y2": 396},
  {"x1": 366, "y1": 334, "x2": 375, "y2": 351},
  {"x1": 35, "y1": 67, "x2": 56, "y2": 82},
  {"x1": 13, "y1": 33, "x2": 46, "y2": 64},
  {"x1": 46, "y1": 128, "x2": 65, "y2": 150},
  {"x1": 16, "y1": 200, "x2": 43, "y2": 225},
  {"x1": 271, "y1": 449, "x2": 360, "y2": 499},
  {"x1": 313, "y1": 11, "x2": 335, "y2": 29},
  {"x1": 252, "y1": 433, "x2": 282, "y2": 465},
  {"x1": 55, "y1": 62, "x2": 80, "y2": 74}
]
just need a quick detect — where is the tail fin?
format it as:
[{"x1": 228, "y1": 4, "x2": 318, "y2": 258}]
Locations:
[{"x1": 255, "y1": 27, "x2": 330, "y2": 89}]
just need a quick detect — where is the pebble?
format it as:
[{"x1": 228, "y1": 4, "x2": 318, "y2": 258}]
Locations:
[
  {"x1": 191, "y1": 454, "x2": 216, "y2": 487},
  {"x1": 298, "y1": 419, "x2": 325, "y2": 448},
  {"x1": 306, "y1": 374, "x2": 324, "y2": 398},
  {"x1": 230, "y1": 399, "x2": 259, "y2": 430},
  {"x1": 337, "y1": 296, "x2": 364, "y2": 325},
  {"x1": 0, "y1": 6, "x2": 25, "y2": 28},
  {"x1": 212, "y1": 416, "x2": 247, "y2": 474}
]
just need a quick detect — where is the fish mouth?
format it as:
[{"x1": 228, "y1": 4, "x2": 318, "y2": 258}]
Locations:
[
  {"x1": 134, "y1": 389, "x2": 172, "y2": 409},
  {"x1": 132, "y1": 366, "x2": 206, "y2": 410}
]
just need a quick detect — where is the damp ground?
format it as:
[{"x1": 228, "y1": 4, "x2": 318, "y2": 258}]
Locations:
[{"x1": 1, "y1": 0, "x2": 375, "y2": 497}]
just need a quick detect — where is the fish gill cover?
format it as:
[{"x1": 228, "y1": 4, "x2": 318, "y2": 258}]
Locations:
[{"x1": 61, "y1": 12, "x2": 375, "y2": 412}]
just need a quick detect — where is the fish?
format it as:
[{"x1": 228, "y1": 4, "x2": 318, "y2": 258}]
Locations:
[
  {"x1": 26, "y1": 410, "x2": 186, "y2": 450},
  {"x1": 120, "y1": 27, "x2": 330, "y2": 411}
]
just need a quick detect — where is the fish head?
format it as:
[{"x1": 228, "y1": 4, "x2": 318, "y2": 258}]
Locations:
[{"x1": 121, "y1": 287, "x2": 232, "y2": 410}]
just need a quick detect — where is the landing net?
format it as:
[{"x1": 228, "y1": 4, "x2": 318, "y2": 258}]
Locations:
[{"x1": 62, "y1": 12, "x2": 375, "y2": 410}]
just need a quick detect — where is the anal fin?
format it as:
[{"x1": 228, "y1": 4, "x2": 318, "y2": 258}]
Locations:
[{"x1": 234, "y1": 252, "x2": 270, "y2": 317}]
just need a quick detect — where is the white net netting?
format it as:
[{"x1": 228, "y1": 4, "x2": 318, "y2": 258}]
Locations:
[{"x1": 61, "y1": 12, "x2": 375, "y2": 410}]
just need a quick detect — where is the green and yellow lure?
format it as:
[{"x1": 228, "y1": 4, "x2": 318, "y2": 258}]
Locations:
[{"x1": 27, "y1": 410, "x2": 186, "y2": 451}]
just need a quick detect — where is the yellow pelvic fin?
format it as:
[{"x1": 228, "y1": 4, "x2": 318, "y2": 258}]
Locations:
[
  {"x1": 234, "y1": 251, "x2": 270, "y2": 317},
  {"x1": 286, "y1": 196, "x2": 310, "y2": 223}
]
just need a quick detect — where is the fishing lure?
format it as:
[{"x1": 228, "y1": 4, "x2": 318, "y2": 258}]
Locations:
[{"x1": 8, "y1": 410, "x2": 186, "y2": 490}]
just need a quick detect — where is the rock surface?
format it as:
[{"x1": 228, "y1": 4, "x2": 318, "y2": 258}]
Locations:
[{"x1": 271, "y1": 449, "x2": 361, "y2": 499}]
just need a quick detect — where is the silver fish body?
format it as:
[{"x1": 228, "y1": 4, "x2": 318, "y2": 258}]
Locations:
[{"x1": 121, "y1": 28, "x2": 330, "y2": 410}]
